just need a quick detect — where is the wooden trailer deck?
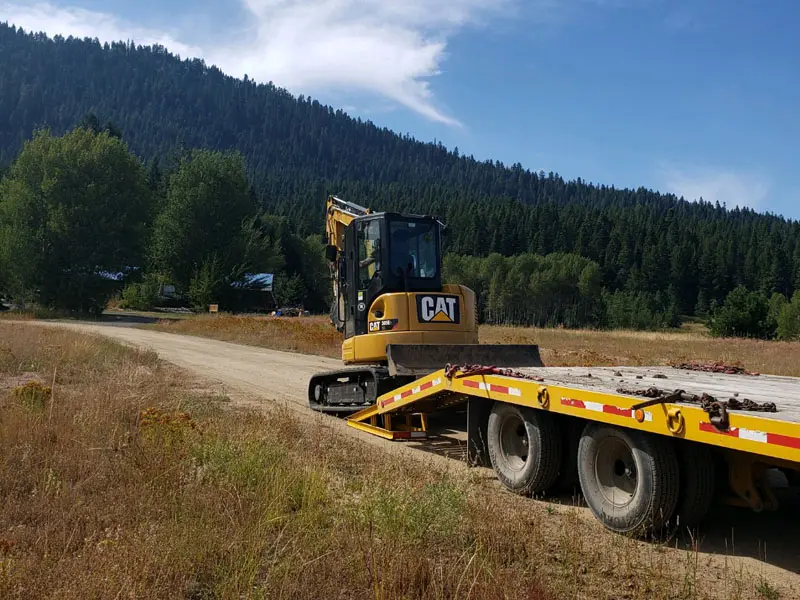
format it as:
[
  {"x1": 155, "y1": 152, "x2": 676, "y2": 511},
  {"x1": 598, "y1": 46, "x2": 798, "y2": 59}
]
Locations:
[
  {"x1": 346, "y1": 363, "x2": 800, "y2": 465},
  {"x1": 517, "y1": 365, "x2": 800, "y2": 424}
]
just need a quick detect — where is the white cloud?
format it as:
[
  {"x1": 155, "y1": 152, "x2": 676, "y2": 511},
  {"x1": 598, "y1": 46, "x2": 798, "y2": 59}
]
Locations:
[
  {"x1": 658, "y1": 164, "x2": 771, "y2": 211},
  {"x1": 1, "y1": 0, "x2": 514, "y2": 126},
  {"x1": 0, "y1": 3, "x2": 201, "y2": 57}
]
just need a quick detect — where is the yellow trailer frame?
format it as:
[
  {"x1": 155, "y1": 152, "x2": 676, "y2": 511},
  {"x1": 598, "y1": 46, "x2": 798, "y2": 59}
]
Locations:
[
  {"x1": 346, "y1": 364, "x2": 800, "y2": 535},
  {"x1": 347, "y1": 368, "x2": 800, "y2": 464}
]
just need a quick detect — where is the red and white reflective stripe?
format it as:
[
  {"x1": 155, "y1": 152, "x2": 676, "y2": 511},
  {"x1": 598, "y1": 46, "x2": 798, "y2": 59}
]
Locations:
[
  {"x1": 381, "y1": 377, "x2": 443, "y2": 408},
  {"x1": 560, "y1": 398, "x2": 653, "y2": 422},
  {"x1": 462, "y1": 379, "x2": 522, "y2": 397},
  {"x1": 699, "y1": 422, "x2": 800, "y2": 450}
]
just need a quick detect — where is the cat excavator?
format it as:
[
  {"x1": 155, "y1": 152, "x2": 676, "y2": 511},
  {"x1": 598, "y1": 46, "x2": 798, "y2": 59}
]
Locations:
[{"x1": 307, "y1": 195, "x2": 542, "y2": 413}]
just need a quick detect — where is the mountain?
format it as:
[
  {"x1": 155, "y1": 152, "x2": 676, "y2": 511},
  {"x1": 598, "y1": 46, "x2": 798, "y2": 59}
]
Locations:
[{"x1": 1, "y1": 22, "x2": 799, "y2": 318}]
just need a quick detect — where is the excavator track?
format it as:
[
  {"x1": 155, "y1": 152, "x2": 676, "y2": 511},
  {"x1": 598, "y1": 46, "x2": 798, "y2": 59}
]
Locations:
[{"x1": 307, "y1": 366, "x2": 417, "y2": 414}]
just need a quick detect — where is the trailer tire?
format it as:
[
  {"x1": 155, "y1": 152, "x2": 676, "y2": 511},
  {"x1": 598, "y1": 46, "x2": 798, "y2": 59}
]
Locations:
[
  {"x1": 577, "y1": 423, "x2": 680, "y2": 535},
  {"x1": 674, "y1": 441, "x2": 716, "y2": 530},
  {"x1": 487, "y1": 402, "x2": 562, "y2": 496}
]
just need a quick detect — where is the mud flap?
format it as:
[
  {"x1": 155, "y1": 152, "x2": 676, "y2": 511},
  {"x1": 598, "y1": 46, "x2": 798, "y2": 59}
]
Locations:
[
  {"x1": 386, "y1": 344, "x2": 544, "y2": 377},
  {"x1": 467, "y1": 396, "x2": 492, "y2": 467}
]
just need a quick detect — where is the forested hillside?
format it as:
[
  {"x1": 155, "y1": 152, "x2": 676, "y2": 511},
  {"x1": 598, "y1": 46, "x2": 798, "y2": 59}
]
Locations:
[{"x1": 1, "y1": 23, "x2": 799, "y2": 332}]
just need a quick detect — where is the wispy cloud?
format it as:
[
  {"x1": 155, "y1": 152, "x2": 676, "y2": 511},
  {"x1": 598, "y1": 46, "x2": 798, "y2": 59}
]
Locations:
[
  {"x1": 1, "y1": 0, "x2": 515, "y2": 126},
  {"x1": 658, "y1": 164, "x2": 771, "y2": 211},
  {"x1": 0, "y1": 2, "x2": 201, "y2": 57}
]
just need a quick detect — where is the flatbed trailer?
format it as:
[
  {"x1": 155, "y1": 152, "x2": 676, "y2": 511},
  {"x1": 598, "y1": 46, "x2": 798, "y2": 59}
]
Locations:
[{"x1": 346, "y1": 362, "x2": 800, "y2": 536}]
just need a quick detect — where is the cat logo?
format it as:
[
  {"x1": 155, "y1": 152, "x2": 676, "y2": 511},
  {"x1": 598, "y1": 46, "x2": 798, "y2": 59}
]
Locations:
[{"x1": 416, "y1": 294, "x2": 460, "y2": 324}]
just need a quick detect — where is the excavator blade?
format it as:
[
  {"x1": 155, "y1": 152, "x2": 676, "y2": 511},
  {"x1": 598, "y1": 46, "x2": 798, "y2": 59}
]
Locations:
[{"x1": 386, "y1": 344, "x2": 544, "y2": 377}]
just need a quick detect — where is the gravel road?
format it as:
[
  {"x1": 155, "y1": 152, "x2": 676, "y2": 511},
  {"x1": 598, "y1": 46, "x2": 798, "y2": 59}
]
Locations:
[
  {"x1": 52, "y1": 323, "x2": 343, "y2": 405},
  {"x1": 37, "y1": 321, "x2": 472, "y2": 468}
]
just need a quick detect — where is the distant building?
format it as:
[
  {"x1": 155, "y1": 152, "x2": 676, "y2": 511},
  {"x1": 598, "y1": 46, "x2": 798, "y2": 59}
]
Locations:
[{"x1": 230, "y1": 273, "x2": 275, "y2": 312}]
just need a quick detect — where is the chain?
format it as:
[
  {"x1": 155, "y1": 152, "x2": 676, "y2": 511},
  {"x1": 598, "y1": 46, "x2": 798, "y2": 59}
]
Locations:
[
  {"x1": 620, "y1": 386, "x2": 777, "y2": 431},
  {"x1": 444, "y1": 363, "x2": 544, "y2": 382},
  {"x1": 670, "y1": 360, "x2": 760, "y2": 376}
]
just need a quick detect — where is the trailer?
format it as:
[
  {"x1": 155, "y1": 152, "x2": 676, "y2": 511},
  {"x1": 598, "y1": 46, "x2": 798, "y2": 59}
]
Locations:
[{"x1": 345, "y1": 361, "x2": 800, "y2": 536}]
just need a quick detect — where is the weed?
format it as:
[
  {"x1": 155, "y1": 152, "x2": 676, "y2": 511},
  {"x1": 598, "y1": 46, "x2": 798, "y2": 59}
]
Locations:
[
  {"x1": 11, "y1": 380, "x2": 52, "y2": 410},
  {"x1": 756, "y1": 578, "x2": 781, "y2": 600},
  {"x1": 149, "y1": 313, "x2": 342, "y2": 357},
  {"x1": 147, "y1": 313, "x2": 800, "y2": 376}
]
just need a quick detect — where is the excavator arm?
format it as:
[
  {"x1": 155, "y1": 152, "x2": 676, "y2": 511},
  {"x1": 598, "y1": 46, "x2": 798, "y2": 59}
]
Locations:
[
  {"x1": 325, "y1": 195, "x2": 370, "y2": 254},
  {"x1": 324, "y1": 195, "x2": 371, "y2": 331}
]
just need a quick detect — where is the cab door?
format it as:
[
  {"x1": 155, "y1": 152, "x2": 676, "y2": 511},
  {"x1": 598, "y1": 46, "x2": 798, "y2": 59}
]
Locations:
[{"x1": 343, "y1": 225, "x2": 356, "y2": 340}]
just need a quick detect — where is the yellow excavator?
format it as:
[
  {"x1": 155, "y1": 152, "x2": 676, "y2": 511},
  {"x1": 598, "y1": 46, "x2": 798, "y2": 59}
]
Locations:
[{"x1": 307, "y1": 195, "x2": 542, "y2": 413}]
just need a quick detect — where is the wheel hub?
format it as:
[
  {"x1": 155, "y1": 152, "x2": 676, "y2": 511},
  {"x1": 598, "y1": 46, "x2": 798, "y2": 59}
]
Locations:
[
  {"x1": 595, "y1": 437, "x2": 637, "y2": 507},
  {"x1": 499, "y1": 413, "x2": 529, "y2": 471}
]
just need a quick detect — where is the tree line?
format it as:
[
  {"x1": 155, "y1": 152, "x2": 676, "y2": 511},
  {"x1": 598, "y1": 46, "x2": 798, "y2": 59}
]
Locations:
[
  {"x1": 1, "y1": 124, "x2": 799, "y2": 340},
  {"x1": 1, "y1": 24, "x2": 799, "y2": 337},
  {"x1": 0, "y1": 125, "x2": 329, "y2": 314}
]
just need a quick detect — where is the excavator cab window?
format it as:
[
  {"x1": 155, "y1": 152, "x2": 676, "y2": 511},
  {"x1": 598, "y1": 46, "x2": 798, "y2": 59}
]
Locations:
[
  {"x1": 389, "y1": 220, "x2": 438, "y2": 280},
  {"x1": 358, "y1": 219, "x2": 382, "y2": 287}
]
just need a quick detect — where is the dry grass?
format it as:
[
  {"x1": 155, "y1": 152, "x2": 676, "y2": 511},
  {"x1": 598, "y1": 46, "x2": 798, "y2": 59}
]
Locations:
[
  {"x1": 148, "y1": 313, "x2": 342, "y2": 358},
  {"x1": 148, "y1": 313, "x2": 800, "y2": 377},
  {"x1": 0, "y1": 323, "x2": 792, "y2": 599},
  {"x1": 480, "y1": 325, "x2": 800, "y2": 377},
  {"x1": 0, "y1": 323, "x2": 553, "y2": 599}
]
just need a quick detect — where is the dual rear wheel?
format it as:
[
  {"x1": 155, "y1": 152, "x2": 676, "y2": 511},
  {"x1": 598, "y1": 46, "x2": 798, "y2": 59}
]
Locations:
[{"x1": 486, "y1": 402, "x2": 715, "y2": 535}]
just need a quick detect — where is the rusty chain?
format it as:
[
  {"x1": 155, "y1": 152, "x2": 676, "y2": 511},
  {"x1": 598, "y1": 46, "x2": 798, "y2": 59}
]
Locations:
[
  {"x1": 670, "y1": 360, "x2": 760, "y2": 376},
  {"x1": 442, "y1": 364, "x2": 776, "y2": 433},
  {"x1": 443, "y1": 363, "x2": 544, "y2": 382},
  {"x1": 619, "y1": 385, "x2": 777, "y2": 431}
]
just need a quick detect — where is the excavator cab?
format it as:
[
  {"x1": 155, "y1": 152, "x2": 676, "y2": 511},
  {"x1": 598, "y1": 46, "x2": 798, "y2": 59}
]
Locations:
[{"x1": 335, "y1": 212, "x2": 444, "y2": 341}]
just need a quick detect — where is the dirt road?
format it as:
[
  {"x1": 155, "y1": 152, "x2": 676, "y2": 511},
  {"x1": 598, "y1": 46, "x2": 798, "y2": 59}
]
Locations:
[
  {"x1": 56, "y1": 323, "x2": 342, "y2": 405},
  {"x1": 31, "y1": 321, "x2": 800, "y2": 592},
  {"x1": 39, "y1": 322, "x2": 471, "y2": 469}
]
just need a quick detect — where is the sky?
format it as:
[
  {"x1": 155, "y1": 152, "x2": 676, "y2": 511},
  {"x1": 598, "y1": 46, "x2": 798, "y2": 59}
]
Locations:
[{"x1": 2, "y1": 0, "x2": 798, "y2": 219}]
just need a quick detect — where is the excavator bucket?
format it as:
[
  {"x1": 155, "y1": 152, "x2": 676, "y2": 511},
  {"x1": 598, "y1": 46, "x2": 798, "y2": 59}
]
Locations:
[{"x1": 386, "y1": 344, "x2": 544, "y2": 377}]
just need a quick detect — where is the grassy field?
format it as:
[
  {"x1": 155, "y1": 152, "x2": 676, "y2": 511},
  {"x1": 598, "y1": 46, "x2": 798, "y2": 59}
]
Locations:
[
  {"x1": 148, "y1": 313, "x2": 800, "y2": 377},
  {"x1": 147, "y1": 313, "x2": 343, "y2": 357},
  {"x1": 0, "y1": 322, "x2": 791, "y2": 599}
]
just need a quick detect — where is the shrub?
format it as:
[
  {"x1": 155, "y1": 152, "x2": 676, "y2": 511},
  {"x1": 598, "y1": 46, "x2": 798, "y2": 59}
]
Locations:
[
  {"x1": 120, "y1": 275, "x2": 163, "y2": 310},
  {"x1": 708, "y1": 286, "x2": 772, "y2": 339},
  {"x1": 776, "y1": 291, "x2": 800, "y2": 341}
]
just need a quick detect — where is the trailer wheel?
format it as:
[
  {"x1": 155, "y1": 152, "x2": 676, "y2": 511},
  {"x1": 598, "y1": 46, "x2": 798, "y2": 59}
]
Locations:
[
  {"x1": 577, "y1": 423, "x2": 679, "y2": 535},
  {"x1": 674, "y1": 441, "x2": 716, "y2": 530},
  {"x1": 487, "y1": 402, "x2": 562, "y2": 496}
]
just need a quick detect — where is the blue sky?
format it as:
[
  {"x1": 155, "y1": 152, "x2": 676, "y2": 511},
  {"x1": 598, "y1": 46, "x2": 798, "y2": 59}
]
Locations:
[{"x1": 2, "y1": 0, "x2": 798, "y2": 218}]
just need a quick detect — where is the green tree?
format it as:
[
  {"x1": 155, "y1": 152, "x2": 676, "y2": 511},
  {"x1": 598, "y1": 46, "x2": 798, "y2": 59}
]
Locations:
[
  {"x1": 776, "y1": 291, "x2": 800, "y2": 341},
  {"x1": 273, "y1": 273, "x2": 306, "y2": 308},
  {"x1": 0, "y1": 127, "x2": 150, "y2": 312},
  {"x1": 708, "y1": 286, "x2": 772, "y2": 339},
  {"x1": 149, "y1": 149, "x2": 256, "y2": 305},
  {"x1": 767, "y1": 292, "x2": 788, "y2": 334}
]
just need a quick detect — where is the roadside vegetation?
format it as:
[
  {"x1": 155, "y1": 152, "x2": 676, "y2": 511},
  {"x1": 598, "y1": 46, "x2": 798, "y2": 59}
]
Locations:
[
  {"x1": 0, "y1": 322, "x2": 791, "y2": 599},
  {"x1": 148, "y1": 313, "x2": 800, "y2": 377},
  {"x1": 149, "y1": 313, "x2": 343, "y2": 357}
]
